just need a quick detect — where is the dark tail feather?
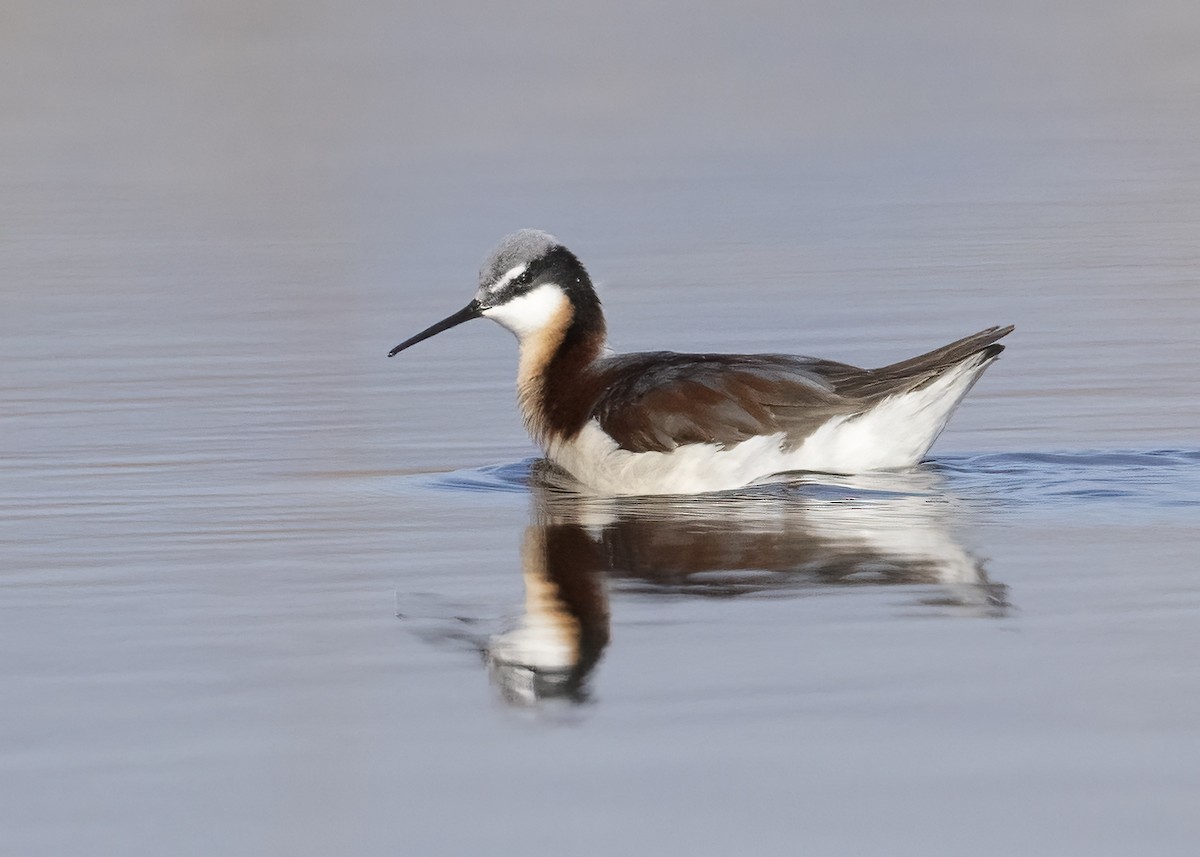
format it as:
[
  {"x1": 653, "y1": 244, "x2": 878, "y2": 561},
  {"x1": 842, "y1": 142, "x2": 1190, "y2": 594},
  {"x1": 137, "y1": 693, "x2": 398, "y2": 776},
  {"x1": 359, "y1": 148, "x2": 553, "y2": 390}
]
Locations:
[
  {"x1": 829, "y1": 325, "x2": 1013, "y2": 399},
  {"x1": 873, "y1": 325, "x2": 1014, "y2": 378}
]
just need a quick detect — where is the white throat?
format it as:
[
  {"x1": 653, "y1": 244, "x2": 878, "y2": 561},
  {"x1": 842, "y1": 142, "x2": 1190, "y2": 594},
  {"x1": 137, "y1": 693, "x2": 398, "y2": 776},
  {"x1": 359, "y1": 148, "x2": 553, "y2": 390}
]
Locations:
[{"x1": 481, "y1": 283, "x2": 569, "y2": 342}]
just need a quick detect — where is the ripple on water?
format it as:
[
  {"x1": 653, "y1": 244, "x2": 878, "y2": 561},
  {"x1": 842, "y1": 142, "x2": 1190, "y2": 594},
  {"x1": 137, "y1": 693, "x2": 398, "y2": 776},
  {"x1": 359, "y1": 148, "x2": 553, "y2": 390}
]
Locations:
[
  {"x1": 413, "y1": 448, "x2": 1200, "y2": 517},
  {"x1": 930, "y1": 449, "x2": 1200, "y2": 514},
  {"x1": 425, "y1": 460, "x2": 536, "y2": 494}
]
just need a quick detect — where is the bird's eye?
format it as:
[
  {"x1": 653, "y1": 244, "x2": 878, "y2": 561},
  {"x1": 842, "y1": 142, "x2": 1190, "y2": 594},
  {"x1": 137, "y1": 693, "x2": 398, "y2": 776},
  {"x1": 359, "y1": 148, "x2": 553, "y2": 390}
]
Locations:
[{"x1": 516, "y1": 271, "x2": 531, "y2": 285}]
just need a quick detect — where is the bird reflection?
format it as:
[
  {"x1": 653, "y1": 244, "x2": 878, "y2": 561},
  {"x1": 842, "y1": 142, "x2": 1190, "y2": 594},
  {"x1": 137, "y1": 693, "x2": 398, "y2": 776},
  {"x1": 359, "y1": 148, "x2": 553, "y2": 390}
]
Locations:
[{"x1": 486, "y1": 463, "x2": 1006, "y2": 706}]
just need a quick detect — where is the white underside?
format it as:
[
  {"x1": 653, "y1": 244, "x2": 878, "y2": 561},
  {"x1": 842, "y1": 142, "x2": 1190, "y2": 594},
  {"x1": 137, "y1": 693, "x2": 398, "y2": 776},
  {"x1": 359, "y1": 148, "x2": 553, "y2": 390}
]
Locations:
[{"x1": 545, "y1": 355, "x2": 996, "y2": 496}]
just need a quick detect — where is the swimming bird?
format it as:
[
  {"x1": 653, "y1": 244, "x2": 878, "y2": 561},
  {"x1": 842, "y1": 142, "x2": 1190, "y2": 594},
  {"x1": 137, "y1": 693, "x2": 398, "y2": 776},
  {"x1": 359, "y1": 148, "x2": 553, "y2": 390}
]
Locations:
[{"x1": 389, "y1": 230, "x2": 1012, "y2": 496}]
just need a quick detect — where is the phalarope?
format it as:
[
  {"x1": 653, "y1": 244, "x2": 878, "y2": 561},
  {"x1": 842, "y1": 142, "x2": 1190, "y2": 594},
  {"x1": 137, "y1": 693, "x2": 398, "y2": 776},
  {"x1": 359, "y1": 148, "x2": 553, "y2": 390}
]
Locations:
[{"x1": 390, "y1": 230, "x2": 1011, "y2": 495}]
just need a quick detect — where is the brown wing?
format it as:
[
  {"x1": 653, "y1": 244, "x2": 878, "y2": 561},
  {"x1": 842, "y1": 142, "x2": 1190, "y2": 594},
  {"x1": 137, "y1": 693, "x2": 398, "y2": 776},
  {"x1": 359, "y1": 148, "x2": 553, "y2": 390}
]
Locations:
[
  {"x1": 589, "y1": 325, "x2": 1014, "y2": 455},
  {"x1": 591, "y1": 353, "x2": 860, "y2": 453}
]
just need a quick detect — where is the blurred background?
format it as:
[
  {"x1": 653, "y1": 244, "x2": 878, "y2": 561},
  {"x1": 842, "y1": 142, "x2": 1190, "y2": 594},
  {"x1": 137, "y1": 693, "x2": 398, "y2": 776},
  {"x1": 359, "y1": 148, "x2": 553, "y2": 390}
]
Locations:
[
  {"x1": 2, "y1": 3, "x2": 1199, "y2": 856},
  {"x1": 4, "y1": 1, "x2": 1199, "y2": 469}
]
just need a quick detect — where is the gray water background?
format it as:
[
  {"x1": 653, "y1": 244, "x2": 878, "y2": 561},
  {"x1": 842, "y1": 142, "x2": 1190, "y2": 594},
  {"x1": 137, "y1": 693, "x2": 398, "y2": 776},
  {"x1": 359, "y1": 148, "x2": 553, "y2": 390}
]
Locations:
[{"x1": 3, "y1": 3, "x2": 1200, "y2": 855}]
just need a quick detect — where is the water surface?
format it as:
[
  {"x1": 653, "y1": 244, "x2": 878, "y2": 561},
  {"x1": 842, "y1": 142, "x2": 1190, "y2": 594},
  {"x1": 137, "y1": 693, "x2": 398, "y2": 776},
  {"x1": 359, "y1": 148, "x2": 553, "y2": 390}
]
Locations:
[{"x1": 3, "y1": 3, "x2": 1200, "y2": 856}]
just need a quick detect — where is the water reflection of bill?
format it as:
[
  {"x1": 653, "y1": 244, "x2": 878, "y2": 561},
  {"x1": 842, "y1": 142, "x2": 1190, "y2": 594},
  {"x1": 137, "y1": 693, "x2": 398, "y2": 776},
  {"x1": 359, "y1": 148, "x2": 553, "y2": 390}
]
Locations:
[{"x1": 487, "y1": 463, "x2": 1006, "y2": 706}]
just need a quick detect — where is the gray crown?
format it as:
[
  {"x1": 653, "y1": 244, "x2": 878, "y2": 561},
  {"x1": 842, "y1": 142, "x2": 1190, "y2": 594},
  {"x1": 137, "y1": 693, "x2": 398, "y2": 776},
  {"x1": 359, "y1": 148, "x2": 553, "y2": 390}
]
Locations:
[{"x1": 479, "y1": 229, "x2": 559, "y2": 287}]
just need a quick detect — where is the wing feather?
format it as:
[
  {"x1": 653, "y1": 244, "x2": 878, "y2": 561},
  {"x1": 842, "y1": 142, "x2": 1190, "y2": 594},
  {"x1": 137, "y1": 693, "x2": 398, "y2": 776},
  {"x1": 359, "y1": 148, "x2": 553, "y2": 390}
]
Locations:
[
  {"x1": 586, "y1": 325, "x2": 1013, "y2": 455},
  {"x1": 592, "y1": 354, "x2": 853, "y2": 453}
]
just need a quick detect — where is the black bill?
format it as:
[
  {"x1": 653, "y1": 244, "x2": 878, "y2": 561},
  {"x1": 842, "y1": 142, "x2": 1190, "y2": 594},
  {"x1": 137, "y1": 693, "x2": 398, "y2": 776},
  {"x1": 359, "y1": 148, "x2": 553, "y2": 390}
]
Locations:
[{"x1": 388, "y1": 300, "x2": 483, "y2": 357}]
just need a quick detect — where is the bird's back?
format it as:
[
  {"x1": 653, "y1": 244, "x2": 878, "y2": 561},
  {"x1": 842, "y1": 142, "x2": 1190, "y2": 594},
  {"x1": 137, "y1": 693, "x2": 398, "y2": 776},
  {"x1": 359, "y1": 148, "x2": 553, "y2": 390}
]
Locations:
[{"x1": 588, "y1": 326, "x2": 1012, "y2": 457}]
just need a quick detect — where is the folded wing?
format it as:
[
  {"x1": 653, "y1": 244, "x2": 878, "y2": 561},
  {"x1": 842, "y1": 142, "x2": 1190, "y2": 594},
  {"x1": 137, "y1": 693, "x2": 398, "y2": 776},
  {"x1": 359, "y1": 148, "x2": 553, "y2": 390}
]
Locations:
[{"x1": 590, "y1": 327, "x2": 1013, "y2": 454}]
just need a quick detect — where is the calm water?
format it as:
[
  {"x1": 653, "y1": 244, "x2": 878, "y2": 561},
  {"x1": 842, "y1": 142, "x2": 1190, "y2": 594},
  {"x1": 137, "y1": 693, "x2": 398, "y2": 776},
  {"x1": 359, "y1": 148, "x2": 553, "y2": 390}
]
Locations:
[{"x1": 3, "y1": 3, "x2": 1200, "y2": 855}]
